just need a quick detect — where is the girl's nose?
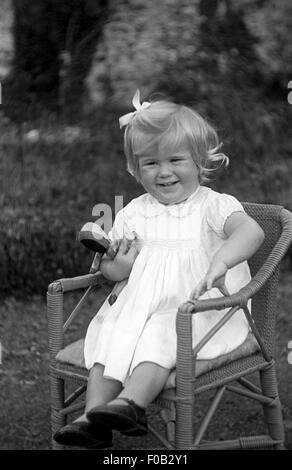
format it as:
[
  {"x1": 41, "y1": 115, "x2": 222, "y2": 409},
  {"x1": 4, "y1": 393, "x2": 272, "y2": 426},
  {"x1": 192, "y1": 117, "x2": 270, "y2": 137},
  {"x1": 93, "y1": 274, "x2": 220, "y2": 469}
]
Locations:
[{"x1": 158, "y1": 162, "x2": 172, "y2": 177}]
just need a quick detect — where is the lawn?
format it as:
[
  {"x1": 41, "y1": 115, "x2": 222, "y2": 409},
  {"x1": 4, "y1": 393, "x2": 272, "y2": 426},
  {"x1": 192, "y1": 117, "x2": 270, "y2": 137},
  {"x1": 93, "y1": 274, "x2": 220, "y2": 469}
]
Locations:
[{"x1": 0, "y1": 267, "x2": 291, "y2": 450}]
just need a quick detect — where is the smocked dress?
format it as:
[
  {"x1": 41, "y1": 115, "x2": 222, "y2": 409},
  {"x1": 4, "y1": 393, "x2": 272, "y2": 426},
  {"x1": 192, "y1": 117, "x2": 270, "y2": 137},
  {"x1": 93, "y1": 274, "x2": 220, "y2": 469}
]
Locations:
[{"x1": 84, "y1": 185, "x2": 251, "y2": 385}]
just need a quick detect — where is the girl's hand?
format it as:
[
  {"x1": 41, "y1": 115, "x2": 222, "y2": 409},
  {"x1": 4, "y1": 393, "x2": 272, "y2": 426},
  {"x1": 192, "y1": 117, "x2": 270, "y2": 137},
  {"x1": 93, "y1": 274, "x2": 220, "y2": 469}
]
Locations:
[
  {"x1": 107, "y1": 231, "x2": 139, "y2": 259},
  {"x1": 114, "y1": 237, "x2": 139, "y2": 278},
  {"x1": 100, "y1": 236, "x2": 139, "y2": 281},
  {"x1": 107, "y1": 240, "x2": 121, "y2": 259},
  {"x1": 89, "y1": 238, "x2": 122, "y2": 273},
  {"x1": 89, "y1": 253, "x2": 102, "y2": 273},
  {"x1": 190, "y1": 261, "x2": 230, "y2": 300}
]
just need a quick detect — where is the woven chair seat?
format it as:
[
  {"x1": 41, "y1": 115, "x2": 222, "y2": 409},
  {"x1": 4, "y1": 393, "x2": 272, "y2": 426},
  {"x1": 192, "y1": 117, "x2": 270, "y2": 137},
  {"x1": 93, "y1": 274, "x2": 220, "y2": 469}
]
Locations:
[{"x1": 55, "y1": 332, "x2": 259, "y2": 390}]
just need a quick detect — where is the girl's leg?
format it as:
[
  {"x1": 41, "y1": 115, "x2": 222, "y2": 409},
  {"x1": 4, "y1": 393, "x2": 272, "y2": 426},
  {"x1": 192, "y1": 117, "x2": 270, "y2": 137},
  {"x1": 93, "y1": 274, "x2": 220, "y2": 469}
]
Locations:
[
  {"x1": 75, "y1": 363, "x2": 122, "y2": 422},
  {"x1": 54, "y1": 363, "x2": 120, "y2": 447},
  {"x1": 85, "y1": 363, "x2": 170, "y2": 436},
  {"x1": 85, "y1": 363, "x2": 123, "y2": 411},
  {"x1": 110, "y1": 362, "x2": 170, "y2": 408}
]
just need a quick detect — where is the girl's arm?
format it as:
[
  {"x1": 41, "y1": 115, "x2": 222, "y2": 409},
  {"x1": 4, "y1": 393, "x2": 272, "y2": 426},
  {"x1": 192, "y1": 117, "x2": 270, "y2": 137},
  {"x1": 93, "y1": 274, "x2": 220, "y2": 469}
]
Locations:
[
  {"x1": 191, "y1": 212, "x2": 265, "y2": 299},
  {"x1": 100, "y1": 237, "x2": 138, "y2": 281}
]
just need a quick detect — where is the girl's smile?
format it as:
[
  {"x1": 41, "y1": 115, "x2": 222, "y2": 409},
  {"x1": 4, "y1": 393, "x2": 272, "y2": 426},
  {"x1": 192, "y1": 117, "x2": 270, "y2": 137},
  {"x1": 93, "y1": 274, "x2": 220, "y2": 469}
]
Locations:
[{"x1": 138, "y1": 149, "x2": 200, "y2": 205}]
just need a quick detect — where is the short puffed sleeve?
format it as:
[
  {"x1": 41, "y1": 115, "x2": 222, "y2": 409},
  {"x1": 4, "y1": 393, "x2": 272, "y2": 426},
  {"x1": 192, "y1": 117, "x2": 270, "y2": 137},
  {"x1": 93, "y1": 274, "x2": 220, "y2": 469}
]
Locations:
[
  {"x1": 205, "y1": 193, "x2": 245, "y2": 238},
  {"x1": 108, "y1": 205, "x2": 135, "y2": 242}
]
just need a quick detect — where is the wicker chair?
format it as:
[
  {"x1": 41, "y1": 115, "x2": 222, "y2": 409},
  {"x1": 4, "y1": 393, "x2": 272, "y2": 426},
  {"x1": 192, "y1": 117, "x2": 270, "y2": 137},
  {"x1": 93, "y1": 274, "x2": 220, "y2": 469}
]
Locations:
[{"x1": 47, "y1": 202, "x2": 292, "y2": 450}]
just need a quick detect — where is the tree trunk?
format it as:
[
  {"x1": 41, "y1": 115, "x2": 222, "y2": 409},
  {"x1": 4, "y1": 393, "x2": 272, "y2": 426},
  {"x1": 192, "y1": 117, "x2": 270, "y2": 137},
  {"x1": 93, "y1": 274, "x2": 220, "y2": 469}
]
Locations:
[{"x1": 5, "y1": 0, "x2": 109, "y2": 120}]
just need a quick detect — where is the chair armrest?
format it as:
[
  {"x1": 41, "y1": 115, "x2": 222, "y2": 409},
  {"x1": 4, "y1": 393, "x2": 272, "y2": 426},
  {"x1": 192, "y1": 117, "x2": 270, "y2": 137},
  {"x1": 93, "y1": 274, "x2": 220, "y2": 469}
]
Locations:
[
  {"x1": 175, "y1": 270, "x2": 273, "y2": 365},
  {"x1": 175, "y1": 206, "x2": 292, "y2": 372},
  {"x1": 47, "y1": 271, "x2": 105, "y2": 361},
  {"x1": 178, "y1": 265, "x2": 276, "y2": 318},
  {"x1": 181, "y1": 206, "x2": 292, "y2": 315},
  {"x1": 48, "y1": 271, "x2": 104, "y2": 294}
]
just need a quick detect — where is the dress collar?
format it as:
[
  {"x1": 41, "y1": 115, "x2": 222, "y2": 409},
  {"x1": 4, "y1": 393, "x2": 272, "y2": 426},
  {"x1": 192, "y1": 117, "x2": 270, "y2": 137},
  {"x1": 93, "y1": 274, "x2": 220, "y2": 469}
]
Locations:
[{"x1": 141, "y1": 185, "x2": 203, "y2": 218}]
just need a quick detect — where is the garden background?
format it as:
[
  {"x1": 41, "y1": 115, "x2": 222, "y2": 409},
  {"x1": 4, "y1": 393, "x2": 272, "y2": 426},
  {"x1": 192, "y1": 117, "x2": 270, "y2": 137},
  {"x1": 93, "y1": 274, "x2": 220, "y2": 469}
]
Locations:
[{"x1": 0, "y1": 0, "x2": 291, "y2": 450}]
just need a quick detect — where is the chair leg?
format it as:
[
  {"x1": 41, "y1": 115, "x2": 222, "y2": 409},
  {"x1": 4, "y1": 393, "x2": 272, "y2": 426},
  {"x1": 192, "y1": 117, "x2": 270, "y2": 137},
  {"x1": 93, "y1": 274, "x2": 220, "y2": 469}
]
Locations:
[
  {"x1": 160, "y1": 407, "x2": 176, "y2": 444},
  {"x1": 260, "y1": 363, "x2": 285, "y2": 449},
  {"x1": 175, "y1": 400, "x2": 194, "y2": 449},
  {"x1": 50, "y1": 375, "x2": 66, "y2": 450}
]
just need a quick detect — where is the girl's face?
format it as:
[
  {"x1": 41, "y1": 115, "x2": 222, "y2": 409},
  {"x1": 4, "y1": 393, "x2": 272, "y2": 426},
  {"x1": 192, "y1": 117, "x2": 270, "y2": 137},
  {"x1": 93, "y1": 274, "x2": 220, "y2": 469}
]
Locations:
[{"x1": 138, "y1": 147, "x2": 200, "y2": 205}]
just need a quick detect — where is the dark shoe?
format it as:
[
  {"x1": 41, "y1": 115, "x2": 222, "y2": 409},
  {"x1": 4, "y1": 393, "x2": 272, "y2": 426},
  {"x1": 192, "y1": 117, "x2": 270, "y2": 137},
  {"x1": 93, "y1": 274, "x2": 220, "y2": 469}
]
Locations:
[
  {"x1": 87, "y1": 398, "x2": 148, "y2": 436},
  {"x1": 53, "y1": 421, "x2": 113, "y2": 448}
]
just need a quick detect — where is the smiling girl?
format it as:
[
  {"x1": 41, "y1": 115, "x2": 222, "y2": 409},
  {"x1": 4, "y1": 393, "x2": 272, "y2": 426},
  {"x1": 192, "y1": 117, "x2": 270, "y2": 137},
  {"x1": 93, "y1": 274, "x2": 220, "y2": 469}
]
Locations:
[{"x1": 54, "y1": 90, "x2": 264, "y2": 448}]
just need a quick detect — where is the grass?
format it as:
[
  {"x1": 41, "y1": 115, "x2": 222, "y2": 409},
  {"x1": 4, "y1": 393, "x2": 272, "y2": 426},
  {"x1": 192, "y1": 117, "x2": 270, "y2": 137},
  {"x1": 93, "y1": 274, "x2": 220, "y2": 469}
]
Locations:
[{"x1": 0, "y1": 267, "x2": 292, "y2": 450}]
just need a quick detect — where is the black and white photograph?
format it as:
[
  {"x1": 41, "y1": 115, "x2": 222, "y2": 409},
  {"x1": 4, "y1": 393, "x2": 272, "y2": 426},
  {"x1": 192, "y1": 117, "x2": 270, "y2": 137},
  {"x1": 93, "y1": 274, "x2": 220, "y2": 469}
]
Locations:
[{"x1": 0, "y1": 0, "x2": 292, "y2": 454}]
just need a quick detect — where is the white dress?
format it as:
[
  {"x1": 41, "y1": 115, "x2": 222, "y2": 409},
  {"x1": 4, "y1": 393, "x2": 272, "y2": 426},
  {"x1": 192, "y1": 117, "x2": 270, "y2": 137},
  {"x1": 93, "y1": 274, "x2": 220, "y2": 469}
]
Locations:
[{"x1": 84, "y1": 185, "x2": 251, "y2": 385}]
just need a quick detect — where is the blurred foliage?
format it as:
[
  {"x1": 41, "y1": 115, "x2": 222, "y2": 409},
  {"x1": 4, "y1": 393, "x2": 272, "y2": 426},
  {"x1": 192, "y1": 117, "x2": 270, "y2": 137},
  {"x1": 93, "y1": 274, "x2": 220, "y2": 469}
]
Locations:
[
  {"x1": 155, "y1": 0, "x2": 291, "y2": 102},
  {"x1": 0, "y1": 0, "x2": 291, "y2": 296},
  {"x1": 240, "y1": 0, "x2": 292, "y2": 87},
  {"x1": 86, "y1": 0, "x2": 292, "y2": 106},
  {"x1": 0, "y1": 112, "x2": 141, "y2": 296}
]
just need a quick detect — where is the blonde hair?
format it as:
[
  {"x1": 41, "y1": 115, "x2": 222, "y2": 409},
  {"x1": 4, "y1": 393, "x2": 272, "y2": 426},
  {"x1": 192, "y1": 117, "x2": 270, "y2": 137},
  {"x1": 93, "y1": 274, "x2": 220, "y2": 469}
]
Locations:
[{"x1": 123, "y1": 99, "x2": 229, "y2": 183}]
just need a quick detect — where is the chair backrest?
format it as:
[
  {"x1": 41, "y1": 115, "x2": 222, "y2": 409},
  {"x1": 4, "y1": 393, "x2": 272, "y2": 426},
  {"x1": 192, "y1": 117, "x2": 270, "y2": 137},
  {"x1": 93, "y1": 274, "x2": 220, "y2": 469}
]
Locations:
[{"x1": 243, "y1": 202, "x2": 284, "y2": 356}]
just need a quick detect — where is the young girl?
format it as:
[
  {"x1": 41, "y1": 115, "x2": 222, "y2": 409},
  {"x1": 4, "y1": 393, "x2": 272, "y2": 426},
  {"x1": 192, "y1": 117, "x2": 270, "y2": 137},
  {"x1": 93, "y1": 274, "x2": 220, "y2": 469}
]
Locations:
[{"x1": 54, "y1": 90, "x2": 264, "y2": 448}]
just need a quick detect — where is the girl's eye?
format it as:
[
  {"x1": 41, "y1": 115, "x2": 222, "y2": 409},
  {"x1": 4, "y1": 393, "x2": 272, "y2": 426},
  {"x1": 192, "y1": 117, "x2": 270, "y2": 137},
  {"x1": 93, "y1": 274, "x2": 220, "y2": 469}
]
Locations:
[
  {"x1": 171, "y1": 158, "x2": 183, "y2": 163},
  {"x1": 144, "y1": 161, "x2": 156, "y2": 166}
]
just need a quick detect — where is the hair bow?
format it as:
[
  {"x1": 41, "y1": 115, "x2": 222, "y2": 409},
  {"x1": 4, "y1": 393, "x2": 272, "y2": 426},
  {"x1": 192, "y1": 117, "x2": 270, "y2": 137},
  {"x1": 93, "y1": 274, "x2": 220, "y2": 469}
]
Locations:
[{"x1": 119, "y1": 89, "x2": 151, "y2": 129}]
